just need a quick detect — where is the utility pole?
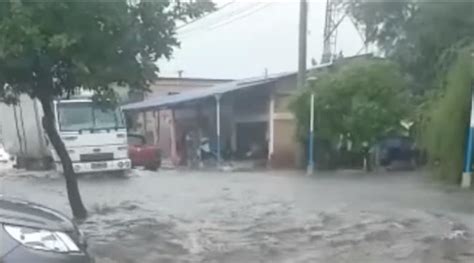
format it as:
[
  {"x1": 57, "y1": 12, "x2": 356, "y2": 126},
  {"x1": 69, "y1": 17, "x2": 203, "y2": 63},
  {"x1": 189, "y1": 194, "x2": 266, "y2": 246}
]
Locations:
[
  {"x1": 298, "y1": 0, "x2": 313, "y2": 174},
  {"x1": 297, "y1": 0, "x2": 308, "y2": 90}
]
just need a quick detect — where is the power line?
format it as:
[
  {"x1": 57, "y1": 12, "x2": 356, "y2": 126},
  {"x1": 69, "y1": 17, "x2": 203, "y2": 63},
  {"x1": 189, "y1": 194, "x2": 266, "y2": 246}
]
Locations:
[
  {"x1": 203, "y1": 2, "x2": 265, "y2": 28},
  {"x1": 179, "y1": 3, "x2": 272, "y2": 39},
  {"x1": 176, "y1": 1, "x2": 236, "y2": 31},
  {"x1": 178, "y1": 5, "x2": 262, "y2": 38},
  {"x1": 208, "y1": 3, "x2": 272, "y2": 31},
  {"x1": 178, "y1": 3, "x2": 267, "y2": 36}
]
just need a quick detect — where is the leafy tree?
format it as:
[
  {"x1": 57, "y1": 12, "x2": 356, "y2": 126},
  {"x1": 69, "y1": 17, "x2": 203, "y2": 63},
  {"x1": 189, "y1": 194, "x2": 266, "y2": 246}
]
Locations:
[
  {"x1": 419, "y1": 45, "x2": 474, "y2": 183},
  {"x1": 347, "y1": 0, "x2": 474, "y2": 184},
  {"x1": 0, "y1": 0, "x2": 214, "y2": 219},
  {"x1": 347, "y1": 0, "x2": 474, "y2": 92},
  {"x1": 292, "y1": 58, "x2": 410, "y2": 155}
]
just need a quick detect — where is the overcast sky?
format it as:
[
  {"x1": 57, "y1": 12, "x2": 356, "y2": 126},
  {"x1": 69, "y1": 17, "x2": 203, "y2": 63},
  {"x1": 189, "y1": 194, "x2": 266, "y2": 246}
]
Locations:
[{"x1": 158, "y1": 0, "x2": 366, "y2": 79}]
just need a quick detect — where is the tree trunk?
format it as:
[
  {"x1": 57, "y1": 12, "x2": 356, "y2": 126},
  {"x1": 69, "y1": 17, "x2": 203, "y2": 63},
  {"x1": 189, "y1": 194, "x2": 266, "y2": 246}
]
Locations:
[{"x1": 39, "y1": 96, "x2": 88, "y2": 219}]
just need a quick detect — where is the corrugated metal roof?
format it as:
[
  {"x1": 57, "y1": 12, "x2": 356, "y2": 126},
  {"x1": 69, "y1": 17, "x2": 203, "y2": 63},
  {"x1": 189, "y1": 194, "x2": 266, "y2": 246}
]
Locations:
[{"x1": 122, "y1": 72, "x2": 294, "y2": 111}]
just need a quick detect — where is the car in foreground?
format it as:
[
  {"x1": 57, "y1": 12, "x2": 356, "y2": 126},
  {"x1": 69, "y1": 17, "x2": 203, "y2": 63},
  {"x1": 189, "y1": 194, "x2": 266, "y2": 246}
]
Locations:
[
  {"x1": 128, "y1": 133, "x2": 162, "y2": 171},
  {"x1": 0, "y1": 197, "x2": 93, "y2": 263}
]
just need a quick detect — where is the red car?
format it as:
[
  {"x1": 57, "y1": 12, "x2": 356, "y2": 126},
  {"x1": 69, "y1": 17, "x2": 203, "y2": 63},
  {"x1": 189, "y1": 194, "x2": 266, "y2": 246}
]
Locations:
[{"x1": 128, "y1": 134, "x2": 161, "y2": 170}]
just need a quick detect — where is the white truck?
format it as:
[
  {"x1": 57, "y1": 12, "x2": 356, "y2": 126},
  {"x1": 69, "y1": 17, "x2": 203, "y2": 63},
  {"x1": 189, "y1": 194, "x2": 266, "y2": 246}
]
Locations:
[{"x1": 0, "y1": 94, "x2": 131, "y2": 174}]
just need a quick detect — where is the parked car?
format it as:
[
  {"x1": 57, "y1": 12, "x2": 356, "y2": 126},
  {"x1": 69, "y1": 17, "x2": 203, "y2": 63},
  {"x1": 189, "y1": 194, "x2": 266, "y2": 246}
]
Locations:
[
  {"x1": 128, "y1": 134, "x2": 161, "y2": 170},
  {"x1": 0, "y1": 196, "x2": 93, "y2": 263}
]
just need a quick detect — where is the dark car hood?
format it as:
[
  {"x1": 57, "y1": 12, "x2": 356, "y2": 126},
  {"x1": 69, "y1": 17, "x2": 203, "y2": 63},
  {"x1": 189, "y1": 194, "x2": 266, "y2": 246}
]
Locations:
[{"x1": 0, "y1": 197, "x2": 75, "y2": 232}]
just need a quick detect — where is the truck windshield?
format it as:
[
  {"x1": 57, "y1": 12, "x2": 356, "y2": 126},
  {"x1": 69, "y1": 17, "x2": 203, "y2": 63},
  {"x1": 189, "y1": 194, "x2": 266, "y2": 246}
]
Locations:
[{"x1": 58, "y1": 102, "x2": 125, "y2": 131}]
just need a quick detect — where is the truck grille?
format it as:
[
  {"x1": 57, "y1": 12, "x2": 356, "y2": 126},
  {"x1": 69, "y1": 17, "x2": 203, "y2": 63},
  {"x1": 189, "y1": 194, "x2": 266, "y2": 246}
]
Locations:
[{"x1": 80, "y1": 153, "x2": 114, "y2": 162}]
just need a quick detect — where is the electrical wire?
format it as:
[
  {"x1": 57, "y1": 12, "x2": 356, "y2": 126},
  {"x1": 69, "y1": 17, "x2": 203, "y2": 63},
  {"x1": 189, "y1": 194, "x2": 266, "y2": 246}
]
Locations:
[
  {"x1": 208, "y1": 3, "x2": 273, "y2": 31},
  {"x1": 176, "y1": 1, "x2": 237, "y2": 31},
  {"x1": 179, "y1": 3, "x2": 273, "y2": 39},
  {"x1": 178, "y1": 2, "x2": 260, "y2": 36}
]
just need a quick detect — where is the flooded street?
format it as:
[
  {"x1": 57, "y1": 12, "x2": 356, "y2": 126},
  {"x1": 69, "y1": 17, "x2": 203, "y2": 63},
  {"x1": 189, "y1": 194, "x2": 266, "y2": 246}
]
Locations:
[{"x1": 1, "y1": 169, "x2": 474, "y2": 263}]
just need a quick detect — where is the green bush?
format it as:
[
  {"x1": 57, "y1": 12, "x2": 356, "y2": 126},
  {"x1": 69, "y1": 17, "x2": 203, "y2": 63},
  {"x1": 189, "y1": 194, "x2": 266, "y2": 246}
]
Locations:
[
  {"x1": 291, "y1": 58, "x2": 410, "y2": 153},
  {"x1": 290, "y1": 58, "x2": 412, "y2": 169},
  {"x1": 419, "y1": 45, "x2": 474, "y2": 183}
]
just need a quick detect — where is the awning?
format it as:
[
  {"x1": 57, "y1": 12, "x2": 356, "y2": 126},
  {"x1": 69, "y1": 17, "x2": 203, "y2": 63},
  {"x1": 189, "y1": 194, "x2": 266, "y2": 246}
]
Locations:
[{"x1": 121, "y1": 72, "x2": 294, "y2": 112}]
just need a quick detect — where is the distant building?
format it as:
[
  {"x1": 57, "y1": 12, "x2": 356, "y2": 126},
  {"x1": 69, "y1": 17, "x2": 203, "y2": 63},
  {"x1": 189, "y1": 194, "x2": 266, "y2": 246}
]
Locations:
[
  {"x1": 123, "y1": 55, "x2": 374, "y2": 169},
  {"x1": 123, "y1": 73, "x2": 302, "y2": 168},
  {"x1": 125, "y1": 77, "x2": 232, "y2": 163}
]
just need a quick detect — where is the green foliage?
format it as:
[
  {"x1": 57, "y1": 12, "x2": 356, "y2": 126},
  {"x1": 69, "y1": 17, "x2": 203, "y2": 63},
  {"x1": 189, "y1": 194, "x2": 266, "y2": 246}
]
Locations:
[
  {"x1": 419, "y1": 45, "x2": 474, "y2": 183},
  {"x1": 348, "y1": 0, "x2": 414, "y2": 50},
  {"x1": 0, "y1": 0, "x2": 215, "y2": 102},
  {"x1": 292, "y1": 58, "x2": 410, "y2": 150},
  {"x1": 348, "y1": 0, "x2": 474, "y2": 184},
  {"x1": 348, "y1": 0, "x2": 474, "y2": 92}
]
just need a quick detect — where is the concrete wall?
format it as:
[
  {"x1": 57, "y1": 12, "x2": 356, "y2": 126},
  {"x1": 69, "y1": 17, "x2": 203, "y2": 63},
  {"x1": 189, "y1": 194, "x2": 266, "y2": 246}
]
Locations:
[
  {"x1": 271, "y1": 117, "x2": 298, "y2": 168},
  {"x1": 274, "y1": 74, "x2": 297, "y2": 94},
  {"x1": 268, "y1": 74, "x2": 301, "y2": 168}
]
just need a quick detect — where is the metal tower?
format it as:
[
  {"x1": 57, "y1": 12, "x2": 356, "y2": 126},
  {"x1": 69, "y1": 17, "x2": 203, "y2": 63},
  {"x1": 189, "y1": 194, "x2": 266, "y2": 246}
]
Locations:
[{"x1": 321, "y1": 0, "x2": 345, "y2": 64}]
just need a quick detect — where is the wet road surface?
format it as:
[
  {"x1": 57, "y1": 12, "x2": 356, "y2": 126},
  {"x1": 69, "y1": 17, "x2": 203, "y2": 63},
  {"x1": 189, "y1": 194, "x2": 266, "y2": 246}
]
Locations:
[{"x1": 1, "y1": 169, "x2": 474, "y2": 263}]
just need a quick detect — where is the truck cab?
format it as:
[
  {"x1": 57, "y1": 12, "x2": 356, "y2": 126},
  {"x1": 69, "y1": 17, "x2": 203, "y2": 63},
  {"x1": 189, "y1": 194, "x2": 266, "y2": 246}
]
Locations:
[{"x1": 52, "y1": 99, "x2": 131, "y2": 174}]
